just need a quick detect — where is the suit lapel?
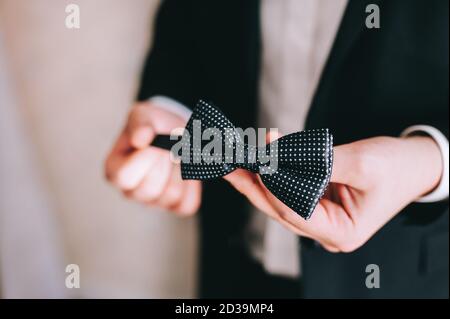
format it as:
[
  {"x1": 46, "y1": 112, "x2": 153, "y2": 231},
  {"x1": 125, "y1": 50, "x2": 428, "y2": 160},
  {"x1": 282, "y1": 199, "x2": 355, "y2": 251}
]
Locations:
[{"x1": 307, "y1": 0, "x2": 383, "y2": 126}]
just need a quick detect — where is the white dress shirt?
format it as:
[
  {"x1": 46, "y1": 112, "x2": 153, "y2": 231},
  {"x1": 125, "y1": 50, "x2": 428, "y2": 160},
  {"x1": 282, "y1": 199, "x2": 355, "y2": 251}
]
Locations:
[
  {"x1": 149, "y1": 0, "x2": 449, "y2": 279},
  {"x1": 247, "y1": 0, "x2": 349, "y2": 278}
]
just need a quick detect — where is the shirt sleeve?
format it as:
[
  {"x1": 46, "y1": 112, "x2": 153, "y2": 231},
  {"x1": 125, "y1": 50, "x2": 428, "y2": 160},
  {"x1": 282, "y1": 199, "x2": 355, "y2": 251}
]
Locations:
[{"x1": 148, "y1": 95, "x2": 192, "y2": 121}]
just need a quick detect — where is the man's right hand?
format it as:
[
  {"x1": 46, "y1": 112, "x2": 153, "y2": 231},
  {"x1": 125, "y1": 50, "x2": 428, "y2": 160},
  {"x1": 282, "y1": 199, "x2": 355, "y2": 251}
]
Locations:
[{"x1": 104, "y1": 102, "x2": 201, "y2": 216}]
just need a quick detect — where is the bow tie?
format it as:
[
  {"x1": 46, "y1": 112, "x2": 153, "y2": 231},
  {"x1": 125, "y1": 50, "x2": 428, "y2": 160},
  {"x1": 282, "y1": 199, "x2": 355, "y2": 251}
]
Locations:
[{"x1": 152, "y1": 100, "x2": 333, "y2": 220}]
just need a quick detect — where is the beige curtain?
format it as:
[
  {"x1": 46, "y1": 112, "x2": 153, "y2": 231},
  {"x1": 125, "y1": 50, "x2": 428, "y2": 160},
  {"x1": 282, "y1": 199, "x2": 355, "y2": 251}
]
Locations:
[
  {"x1": 0, "y1": 0, "x2": 198, "y2": 298},
  {"x1": 0, "y1": 30, "x2": 67, "y2": 299}
]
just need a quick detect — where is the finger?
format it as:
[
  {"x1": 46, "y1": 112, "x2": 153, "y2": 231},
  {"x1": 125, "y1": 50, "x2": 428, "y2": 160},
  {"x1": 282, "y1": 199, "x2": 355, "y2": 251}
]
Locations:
[
  {"x1": 261, "y1": 130, "x2": 348, "y2": 238},
  {"x1": 260, "y1": 130, "x2": 359, "y2": 247},
  {"x1": 322, "y1": 184, "x2": 343, "y2": 204},
  {"x1": 321, "y1": 243, "x2": 340, "y2": 253},
  {"x1": 110, "y1": 130, "x2": 132, "y2": 155},
  {"x1": 330, "y1": 143, "x2": 368, "y2": 189},
  {"x1": 154, "y1": 163, "x2": 185, "y2": 208},
  {"x1": 275, "y1": 216, "x2": 310, "y2": 237},
  {"x1": 124, "y1": 149, "x2": 172, "y2": 200},
  {"x1": 223, "y1": 169, "x2": 279, "y2": 219},
  {"x1": 222, "y1": 131, "x2": 284, "y2": 218},
  {"x1": 259, "y1": 180, "x2": 332, "y2": 236},
  {"x1": 105, "y1": 107, "x2": 154, "y2": 181},
  {"x1": 108, "y1": 147, "x2": 160, "y2": 190},
  {"x1": 171, "y1": 180, "x2": 202, "y2": 216},
  {"x1": 253, "y1": 175, "x2": 314, "y2": 231},
  {"x1": 105, "y1": 133, "x2": 131, "y2": 182},
  {"x1": 221, "y1": 130, "x2": 284, "y2": 217},
  {"x1": 258, "y1": 163, "x2": 362, "y2": 251}
]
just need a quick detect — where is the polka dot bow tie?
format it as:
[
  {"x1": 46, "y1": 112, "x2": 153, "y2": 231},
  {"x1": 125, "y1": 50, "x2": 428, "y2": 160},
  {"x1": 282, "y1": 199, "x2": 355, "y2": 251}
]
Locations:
[{"x1": 152, "y1": 100, "x2": 333, "y2": 220}]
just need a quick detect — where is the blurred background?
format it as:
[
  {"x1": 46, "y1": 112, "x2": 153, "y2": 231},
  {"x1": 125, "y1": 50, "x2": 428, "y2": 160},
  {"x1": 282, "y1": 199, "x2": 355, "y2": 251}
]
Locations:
[{"x1": 0, "y1": 0, "x2": 198, "y2": 298}]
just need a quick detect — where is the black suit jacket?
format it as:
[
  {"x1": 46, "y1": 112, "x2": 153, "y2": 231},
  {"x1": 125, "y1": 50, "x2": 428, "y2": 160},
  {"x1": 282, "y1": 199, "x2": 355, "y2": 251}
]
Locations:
[{"x1": 138, "y1": 0, "x2": 449, "y2": 298}]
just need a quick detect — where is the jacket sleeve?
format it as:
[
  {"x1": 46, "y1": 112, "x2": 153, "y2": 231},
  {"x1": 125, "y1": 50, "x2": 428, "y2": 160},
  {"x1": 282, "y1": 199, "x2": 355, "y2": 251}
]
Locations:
[{"x1": 137, "y1": 0, "x2": 199, "y2": 108}]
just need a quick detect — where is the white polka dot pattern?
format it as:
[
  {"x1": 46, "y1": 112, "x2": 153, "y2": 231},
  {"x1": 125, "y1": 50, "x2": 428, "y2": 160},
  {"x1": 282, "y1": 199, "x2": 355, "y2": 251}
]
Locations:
[{"x1": 181, "y1": 100, "x2": 333, "y2": 220}]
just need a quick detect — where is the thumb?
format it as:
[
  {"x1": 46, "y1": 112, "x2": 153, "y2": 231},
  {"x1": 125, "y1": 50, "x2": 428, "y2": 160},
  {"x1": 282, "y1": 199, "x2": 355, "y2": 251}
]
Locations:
[
  {"x1": 130, "y1": 125, "x2": 154, "y2": 149},
  {"x1": 266, "y1": 129, "x2": 283, "y2": 144},
  {"x1": 126, "y1": 103, "x2": 156, "y2": 149},
  {"x1": 330, "y1": 142, "x2": 367, "y2": 189}
]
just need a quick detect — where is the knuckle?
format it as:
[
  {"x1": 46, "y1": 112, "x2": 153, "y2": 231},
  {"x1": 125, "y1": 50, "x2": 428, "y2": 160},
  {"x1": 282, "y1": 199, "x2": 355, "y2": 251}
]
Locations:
[
  {"x1": 177, "y1": 194, "x2": 201, "y2": 217},
  {"x1": 276, "y1": 207, "x2": 299, "y2": 224},
  {"x1": 114, "y1": 170, "x2": 134, "y2": 190},
  {"x1": 178, "y1": 205, "x2": 198, "y2": 217},
  {"x1": 130, "y1": 103, "x2": 145, "y2": 117},
  {"x1": 322, "y1": 245, "x2": 340, "y2": 253},
  {"x1": 123, "y1": 189, "x2": 138, "y2": 201},
  {"x1": 126, "y1": 108, "x2": 138, "y2": 124},
  {"x1": 336, "y1": 242, "x2": 358, "y2": 253},
  {"x1": 352, "y1": 147, "x2": 377, "y2": 182},
  {"x1": 335, "y1": 235, "x2": 365, "y2": 253},
  {"x1": 165, "y1": 186, "x2": 183, "y2": 207},
  {"x1": 104, "y1": 159, "x2": 114, "y2": 183},
  {"x1": 277, "y1": 209, "x2": 290, "y2": 222},
  {"x1": 145, "y1": 185, "x2": 166, "y2": 201},
  {"x1": 127, "y1": 185, "x2": 157, "y2": 202},
  {"x1": 103, "y1": 157, "x2": 120, "y2": 186},
  {"x1": 127, "y1": 105, "x2": 151, "y2": 131}
]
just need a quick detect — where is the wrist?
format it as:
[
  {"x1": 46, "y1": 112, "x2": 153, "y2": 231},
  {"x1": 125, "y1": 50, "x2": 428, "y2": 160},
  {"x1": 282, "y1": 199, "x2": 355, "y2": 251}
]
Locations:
[{"x1": 400, "y1": 135, "x2": 443, "y2": 200}]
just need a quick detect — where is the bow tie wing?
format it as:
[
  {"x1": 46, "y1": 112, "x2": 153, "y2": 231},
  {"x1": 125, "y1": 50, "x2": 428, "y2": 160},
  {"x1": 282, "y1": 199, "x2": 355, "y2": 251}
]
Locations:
[
  {"x1": 260, "y1": 129, "x2": 333, "y2": 219},
  {"x1": 181, "y1": 100, "x2": 238, "y2": 180}
]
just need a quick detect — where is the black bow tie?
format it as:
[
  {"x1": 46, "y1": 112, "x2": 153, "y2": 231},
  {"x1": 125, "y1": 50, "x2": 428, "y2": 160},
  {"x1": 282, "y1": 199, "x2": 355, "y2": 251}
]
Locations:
[{"x1": 152, "y1": 100, "x2": 333, "y2": 220}]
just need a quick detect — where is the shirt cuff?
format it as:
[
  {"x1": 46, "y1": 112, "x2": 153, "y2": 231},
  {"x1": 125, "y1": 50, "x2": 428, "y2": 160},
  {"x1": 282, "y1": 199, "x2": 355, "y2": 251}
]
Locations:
[
  {"x1": 147, "y1": 95, "x2": 192, "y2": 121},
  {"x1": 401, "y1": 125, "x2": 449, "y2": 203}
]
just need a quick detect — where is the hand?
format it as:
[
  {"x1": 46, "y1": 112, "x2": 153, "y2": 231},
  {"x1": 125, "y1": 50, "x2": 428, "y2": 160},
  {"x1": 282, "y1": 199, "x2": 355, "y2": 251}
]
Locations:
[
  {"x1": 104, "y1": 102, "x2": 201, "y2": 216},
  {"x1": 225, "y1": 133, "x2": 443, "y2": 252}
]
